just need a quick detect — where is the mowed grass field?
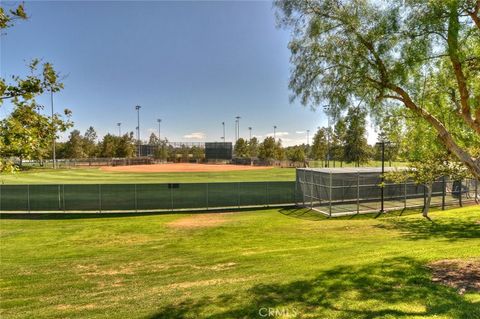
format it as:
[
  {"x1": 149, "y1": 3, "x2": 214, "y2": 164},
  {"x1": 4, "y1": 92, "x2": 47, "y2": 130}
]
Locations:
[
  {"x1": 0, "y1": 167, "x2": 296, "y2": 184},
  {"x1": 1, "y1": 207, "x2": 479, "y2": 318}
]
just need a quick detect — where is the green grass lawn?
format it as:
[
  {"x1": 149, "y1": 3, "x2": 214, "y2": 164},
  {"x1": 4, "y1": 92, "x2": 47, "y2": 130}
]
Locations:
[
  {"x1": 0, "y1": 167, "x2": 296, "y2": 184},
  {"x1": 1, "y1": 206, "x2": 479, "y2": 318}
]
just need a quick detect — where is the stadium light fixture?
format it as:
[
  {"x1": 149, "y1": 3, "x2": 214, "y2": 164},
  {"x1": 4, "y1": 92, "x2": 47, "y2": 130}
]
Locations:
[
  {"x1": 235, "y1": 116, "x2": 241, "y2": 141},
  {"x1": 222, "y1": 122, "x2": 225, "y2": 141},
  {"x1": 117, "y1": 122, "x2": 122, "y2": 137}
]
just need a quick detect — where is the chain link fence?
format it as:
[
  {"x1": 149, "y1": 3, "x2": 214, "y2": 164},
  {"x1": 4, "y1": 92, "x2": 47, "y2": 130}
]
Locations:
[
  {"x1": 296, "y1": 168, "x2": 479, "y2": 217},
  {"x1": 0, "y1": 181, "x2": 297, "y2": 213}
]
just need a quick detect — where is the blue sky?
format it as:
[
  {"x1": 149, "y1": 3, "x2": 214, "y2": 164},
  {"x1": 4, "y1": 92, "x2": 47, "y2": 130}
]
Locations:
[{"x1": 1, "y1": 1, "x2": 377, "y2": 146}]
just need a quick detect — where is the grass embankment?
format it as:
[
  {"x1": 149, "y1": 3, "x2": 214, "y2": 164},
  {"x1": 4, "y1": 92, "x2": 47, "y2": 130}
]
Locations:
[{"x1": 1, "y1": 206, "x2": 479, "y2": 318}]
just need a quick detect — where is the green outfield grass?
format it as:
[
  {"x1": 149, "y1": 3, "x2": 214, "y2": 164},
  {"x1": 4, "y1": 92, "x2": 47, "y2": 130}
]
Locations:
[
  {"x1": 1, "y1": 206, "x2": 479, "y2": 318},
  {"x1": 0, "y1": 167, "x2": 296, "y2": 184}
]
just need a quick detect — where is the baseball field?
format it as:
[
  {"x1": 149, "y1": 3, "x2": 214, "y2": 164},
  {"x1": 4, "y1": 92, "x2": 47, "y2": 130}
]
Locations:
[{"x1": 0, "y1": 164, "x2": 295, "y2": 184}]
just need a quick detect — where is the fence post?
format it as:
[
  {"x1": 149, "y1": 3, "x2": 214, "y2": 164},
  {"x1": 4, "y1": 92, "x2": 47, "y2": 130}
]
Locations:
[
  {"x1": 170, "y1": 185, "x2": 174, "y2": 211},
  {"x1": 310, "y1": 170, "x2": 314, "y2": 209},
  {"x1": 0, "y1": 184, "x2": 2, "y2": 212},
  {"x1": 134, "y1": 184, "x2": 138, "y2": 213},
  {"x1": 404, "y1": 180, "x2": 407, "y2": 210},
  {"x1": 356, "y1": 172, "x2": 360, "y2": 214},
  {"x1": 206, "y1": 183, "x2": 209, "y2": 211},
  {"x1": 475, "y1": 179, "x2": 479, "y2": 204},
  {"x1": 99, "y1": 184, "x2": 102, "y2": 213},
  {"x1": 459, "y1": 180, "x2": 463, "y2": 207},
  {"x1": 237, "y1": 182, "x2": 240, "y2": 208},
  {"x1": 63, "y1": 185, "x2": 66, "y2": 213},
  {"x1": 27, "y1": 184, "x2": 30, "y2": 213},
  {"x1": 329, "y1": 171, "x2": 332, "y2": 217},
  {"x1": 265, "y1": 182, "x2": 268, "y2": 207},
  {"x1": 301, "y1": 171, "x2": 305, "y2": 207},
  {"x1": 58, "y1": 185, "x2": 61, "y2": 211},
  {"x1": 294, "y1": 178, "x2": 297, "y2": 206},
  {"x1": 442, "y1": 176, "x2": 446, "y2": 210}
]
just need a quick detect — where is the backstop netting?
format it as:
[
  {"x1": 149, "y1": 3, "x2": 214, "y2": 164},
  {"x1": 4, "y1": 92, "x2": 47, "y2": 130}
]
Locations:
[{"x1": 296, "y1": 168, "x2": 479, "y2": 217}]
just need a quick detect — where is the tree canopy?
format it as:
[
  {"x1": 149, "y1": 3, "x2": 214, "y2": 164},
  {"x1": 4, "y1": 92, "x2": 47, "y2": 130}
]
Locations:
[{"x1": 276, "y1": 0, "x2": 480, "y2": 178}]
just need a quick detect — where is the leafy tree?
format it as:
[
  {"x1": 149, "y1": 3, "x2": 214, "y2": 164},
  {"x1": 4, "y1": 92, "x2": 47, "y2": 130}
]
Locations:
[
  {"x1": 63, "y1": 130, "x2": 86, "y2": 159},
  {"x1": 331, "y1": 118, "x2": 346, "y2": 163},
  {"x1": 287, "y1": 146, "x2": 306, "y2": 162},
  {"x1": 343, "y1": 108, "x2": 370, "y2": 165},
  {"x1": 276, "y1": 0, "x2": 480, "y2": 179},
  {"x1": 148, "y1": 133, "x2": 159, "y2": 145},
  {"x1": 247, "y1": 137, "x2": 259, "y2": 158},
  {"x1": 191, "y1": 146, "x2": 205, "y2": 163},
  {"x1": 234, "y1": 138, "x2": 249, "y2": 158},
  {"x1": 0, "y1": 103, "x2": 71, "y2": 165},
  {"x1": 82, "y1": 126, "x2": 98, "y2": 157},
  {"x1": 0, "y1": 4, "x2": 71, "y2": 172},
  {"x1": 98, "y1": 134, "x2": 117, "y2": 158},
  {"x1": 275, "y1": 140, "x2": 286, "y2": 160},
  {"x1": 310, "y1": 127, "x2": 328, "y2": 161},
  {"x1": 258, "y1": 137, "x2": 277, "y2": 161},
  {"x1": 154, "y1": 139, "x2": 169, "y2": 161},
  {"x1": 116, "y1": 133, "x2": 136, "y2": 158},
  {"x1": 386, "y1": 116, "x2": 469, "y2": 218}
]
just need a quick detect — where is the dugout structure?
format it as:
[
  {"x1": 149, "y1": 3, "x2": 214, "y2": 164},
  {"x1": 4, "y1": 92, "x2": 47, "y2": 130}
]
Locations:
[
  {"x1": 296, "y1": 167, "x2": 479, "y2": 217},
  {"x1": 205, "y1": 142, "x2": 232, "y2": 162}
]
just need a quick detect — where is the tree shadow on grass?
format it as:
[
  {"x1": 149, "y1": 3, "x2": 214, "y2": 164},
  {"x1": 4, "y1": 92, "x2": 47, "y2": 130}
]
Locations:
[
  {"x1": 147, "y1": 257, "x2": 479, "y2": 319},
  {"x1": 0, "y1": 207, "x2": 266, "y2": 220},
  {"x1": 375, "y1": 217, "x2": 480, "y2": 241},
  {"x1": 278, "y1": 207, "x2": 329, "y2": 221}
]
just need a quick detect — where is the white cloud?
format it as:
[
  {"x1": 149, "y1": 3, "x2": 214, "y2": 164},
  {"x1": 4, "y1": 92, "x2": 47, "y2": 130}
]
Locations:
[
  {"x1": 183, "y1": 132, "x2": 206, "y2": 140},
  {"x1": 295, "y1": 131, "x2": 305, "y2": 134},
  {"x1": 266, "y1": 131, "x2": 289, "y2": 138}
]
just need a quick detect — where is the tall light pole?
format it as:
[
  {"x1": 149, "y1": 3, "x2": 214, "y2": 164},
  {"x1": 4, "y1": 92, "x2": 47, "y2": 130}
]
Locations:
[
  {"x1": 157, "y1": 118, "x2": 162, "y2": 141},
  {"x1": 307, "y1": 130, "x2": 310, "y2": 145},
  {"x1": 248, "y1": 127, "x2": 252, "y2": 140},
  {"x1": 51, "y1": 90, "x2": 56, "y2": 169},
  {"x1": 273, "y1": 125, "x2": 277, "y2": 140},
  {"x1": 234, "y1": 119, "x2": 237, "y2": 141},
  {"x1": 117, "y1": 122, "x2": 122, "y2": 137},
  {"x1": 135, "y1": 105, "x2": 141, "y2": 157},
  {"x1": 235, "y1": 116, "x2": 241, "y2": 141},
  {"x1": 222, "y1": 122, "x2": 225, "y2": 141},
  {"x1": 323, "y1": 105, "x2": 333, "y2": 168}
]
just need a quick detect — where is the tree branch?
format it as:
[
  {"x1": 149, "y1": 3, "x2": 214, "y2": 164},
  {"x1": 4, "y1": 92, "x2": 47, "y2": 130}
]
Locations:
[
  {"x1": 447, "y1": 4, "x2": 480, "y2": 135},
  {"x1": 389, "y1": 84, "x2": 480, "y2": 179},
  {"x1": 468, "y1": 0, "x2": 480, "y2": 29}
]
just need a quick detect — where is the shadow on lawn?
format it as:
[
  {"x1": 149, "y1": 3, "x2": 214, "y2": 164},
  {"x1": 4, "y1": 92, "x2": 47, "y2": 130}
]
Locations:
[
  {"x1": 278, "y1": 207, "x2": 418, "y2": 221},
  {"x1": 375, "y1": 217, "x2": 480, "y2": 241},
  {"x1": 147, "y1": 257, "x2": 479, "y2": 319},
  {"x1": 0, "y1": 207, "x2": 266, "y2": 220}
]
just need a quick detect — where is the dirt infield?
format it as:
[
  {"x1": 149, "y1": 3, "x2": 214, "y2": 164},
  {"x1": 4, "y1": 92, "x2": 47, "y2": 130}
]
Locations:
[{"x1": 100, "y1": 163, "x2": 273, "y2": 173}]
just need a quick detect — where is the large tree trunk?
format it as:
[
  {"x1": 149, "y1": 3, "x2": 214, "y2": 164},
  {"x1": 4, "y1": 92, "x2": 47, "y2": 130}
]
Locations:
[{"x1": 423, "y1": 182, "x2": 433, "y2": 220}]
